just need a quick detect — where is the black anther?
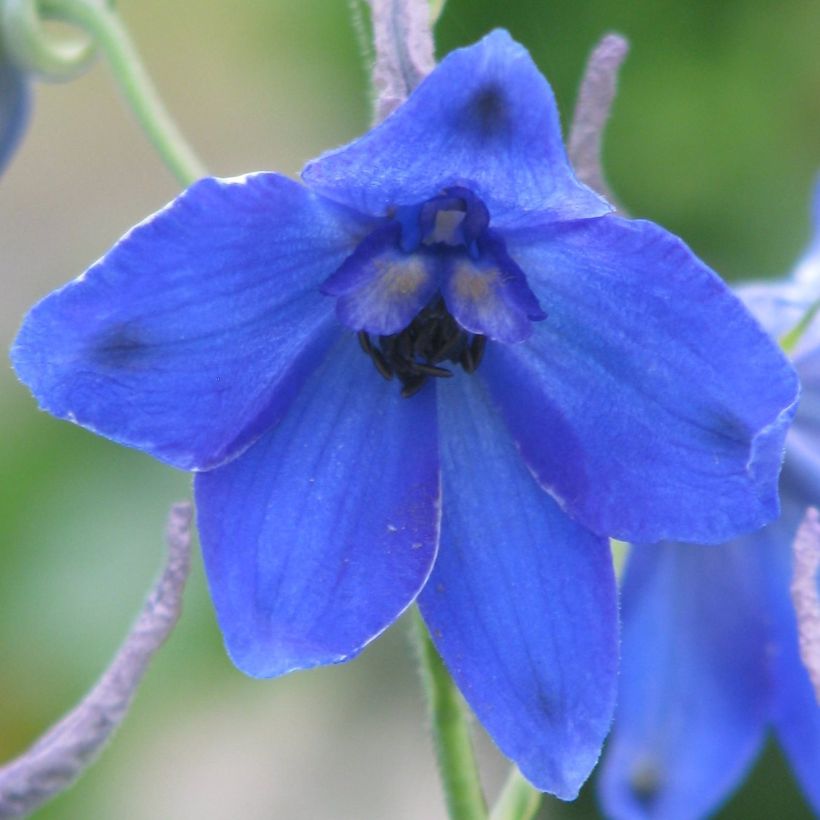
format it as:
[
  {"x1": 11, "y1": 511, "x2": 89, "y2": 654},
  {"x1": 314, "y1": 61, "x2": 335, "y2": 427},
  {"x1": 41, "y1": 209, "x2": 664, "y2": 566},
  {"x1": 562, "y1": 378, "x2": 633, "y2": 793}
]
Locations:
[{"x1": 359, "y1": 297, "x2": 486, "y2": 397}]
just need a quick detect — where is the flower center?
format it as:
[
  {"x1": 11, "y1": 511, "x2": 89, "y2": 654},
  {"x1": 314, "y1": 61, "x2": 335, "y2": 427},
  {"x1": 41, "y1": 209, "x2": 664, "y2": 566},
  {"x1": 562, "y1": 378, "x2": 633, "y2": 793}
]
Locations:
[
  {"x1": 357, "y1": 297, "x2": 487, "y2": 398},
  {"x1": 321, "y1": 186, "x2": 545, "y2": 397}
]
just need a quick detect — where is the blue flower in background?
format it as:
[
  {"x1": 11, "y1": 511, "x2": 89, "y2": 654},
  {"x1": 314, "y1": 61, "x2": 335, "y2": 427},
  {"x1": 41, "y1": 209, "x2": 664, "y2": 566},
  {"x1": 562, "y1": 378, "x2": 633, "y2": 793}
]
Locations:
[
  {"x1": 0, "y1": 36, "x2": 30, "y2": 174},
  {"x1": 599, "y1": 183, "x2": 820, "y2": 819},
  {"x1": 10, "y1": 31, "x2": 799, "y2": 797}
]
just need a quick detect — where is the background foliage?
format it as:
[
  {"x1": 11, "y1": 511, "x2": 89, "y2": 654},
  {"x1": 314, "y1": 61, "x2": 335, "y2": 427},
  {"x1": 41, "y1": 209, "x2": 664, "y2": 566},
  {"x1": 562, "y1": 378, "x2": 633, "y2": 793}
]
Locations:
[{"x1": 1, "y1": 0, "x2": 818, "y2": 816}]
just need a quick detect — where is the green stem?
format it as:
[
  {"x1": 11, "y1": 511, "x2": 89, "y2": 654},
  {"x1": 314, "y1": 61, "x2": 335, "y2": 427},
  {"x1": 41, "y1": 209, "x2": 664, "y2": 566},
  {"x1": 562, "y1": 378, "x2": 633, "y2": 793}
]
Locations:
[
  {"x1": 489, "y1": 768, "x2": 542, "y2": 820},
  {"x1": 411, "y1": 608, "x2": 487, "y2": 820},
  {"x1": 2, "y1": 0, "x2": 96, "y2": 80},
  {"x1": 39, "y1": 0, "x2": 206, "y2": 186},
  {"x1": 780, "y1": 296, "x2": 820, "y2": 355}
]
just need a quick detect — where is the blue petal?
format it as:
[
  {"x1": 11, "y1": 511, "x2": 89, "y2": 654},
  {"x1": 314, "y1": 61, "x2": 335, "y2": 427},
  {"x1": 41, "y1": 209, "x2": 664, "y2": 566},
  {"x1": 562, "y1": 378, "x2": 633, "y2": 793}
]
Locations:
[
  {"x1": 0, "y1": 47, "x2": 30, "y2": 174},
  {"x1": 440, "y1": 232, "x2": 545, "y2": 343},
  {"x1": 11, "y1": 174, "x2": 372, "y2": 470},
  {"x1": 418, "y1": 374, "x2": 617, "y2": 799},
  {"x1": 764, "y1": 323, "x2": 820, "y2": 811},
  {"x1": 322, "y1": 223, "x2": 439, "y2": 334},
  {"x1": 302, "y1": 30, "x2": 609, "y2": 225},
  {"x1": 763, "y1": 498, "x2": 820, "y2": 813},
  {"x1": 788, "y1": 344, "x2": 820, "y2": 492},
  {"x1": 598, "y1": 538, "x2": 772, "y2": 820},
  {"x1": 195, "y1": 334, "x2": 440, "y2": 678},
  {"x1": 772, "y1": 623, "x2": 820, "y2": 815},
  {"x1": 486, "y1": 215, "x2": 799, "y2": 543}
]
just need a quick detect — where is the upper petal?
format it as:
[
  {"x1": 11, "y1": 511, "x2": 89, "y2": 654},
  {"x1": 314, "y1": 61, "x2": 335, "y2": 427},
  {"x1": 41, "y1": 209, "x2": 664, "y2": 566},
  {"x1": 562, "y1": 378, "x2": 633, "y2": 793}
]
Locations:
[
  {"x1": 485, "y1": 215, "x2": 799, "y2": 544},
  {"x1": 302, "y1": 30, "x2": 609, "y2": 224},
  {"x1": 11, "y1": 174, "x2": 373, "y2": 470},
  {"x1": 0, "y1": 46, "x2": 30, "y2": 174},
  {"x1": 195, "y1": 334, "x2": 440, "y2": 678},
  {"x1": 418, "y1": 374, "x2": 617, "y2": 799},
  {"x1": 598, "y1": 537, "x2": 772, "y2": 820}
]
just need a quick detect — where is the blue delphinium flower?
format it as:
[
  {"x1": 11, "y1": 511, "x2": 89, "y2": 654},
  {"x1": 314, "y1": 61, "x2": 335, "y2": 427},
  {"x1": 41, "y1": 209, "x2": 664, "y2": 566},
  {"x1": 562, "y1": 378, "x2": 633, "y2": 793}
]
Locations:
[
  {"x1": 10, "y1": 31, "x2": 799, "y2": 797},
  {"x1": 599, "y1": 182, "x2": 820, "y2": 819},
  {"x1": 0, "y1": 36, "x2": 30, "y2": 173}
]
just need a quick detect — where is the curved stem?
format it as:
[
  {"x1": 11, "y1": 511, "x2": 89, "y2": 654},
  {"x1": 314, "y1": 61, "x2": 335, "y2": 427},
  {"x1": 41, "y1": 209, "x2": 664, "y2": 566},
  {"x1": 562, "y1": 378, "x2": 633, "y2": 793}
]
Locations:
[
  {"x1": 568, "y1": 33, "x2": 629, "y2": 210},
  {"x1": 489, "y1": 767, "x2": 542, "y2": 820},
  {"x1": 367, "y1": 0, "x2": 435, "y2": 122},
  {"x1": 0, "y1": 503, "x2": 193, "y2": 819},
  {"x1": 2, "y1": 0, "x2": 96, "y2": 80},
  {"x1": 411, "y1": 608, "x2": 487, "y2": 820},
  {"x1": 39, "y1": 0, "x2": 206, "y2": 186}
]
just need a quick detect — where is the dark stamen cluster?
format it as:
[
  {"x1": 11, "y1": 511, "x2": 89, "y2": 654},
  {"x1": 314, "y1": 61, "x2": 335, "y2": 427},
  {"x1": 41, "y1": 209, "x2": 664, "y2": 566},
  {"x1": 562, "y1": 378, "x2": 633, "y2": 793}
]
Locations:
[{"x1": 358, "y1": 298, "x2": 486, "y2": 398}]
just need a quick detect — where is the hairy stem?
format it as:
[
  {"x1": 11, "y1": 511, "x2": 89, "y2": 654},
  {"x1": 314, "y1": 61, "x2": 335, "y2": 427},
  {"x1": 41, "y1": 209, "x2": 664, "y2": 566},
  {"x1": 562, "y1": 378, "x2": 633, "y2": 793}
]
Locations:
[
  {"x1": 411, "y1": 607, "x2": 487, "y2": 820},
  {"x1": 0, "y1": 503, "x2": 194, "y2": 819}
]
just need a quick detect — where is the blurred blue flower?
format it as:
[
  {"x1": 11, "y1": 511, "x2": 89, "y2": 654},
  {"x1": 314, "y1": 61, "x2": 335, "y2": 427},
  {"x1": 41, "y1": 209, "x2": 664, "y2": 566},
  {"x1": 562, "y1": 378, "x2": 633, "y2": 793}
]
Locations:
[
  {"x1": 599, "y1": 182, "x2": 820, "y2": 819},
  {"x1": 0, "y1": 37, "x2": 30, "y2": 174},
  {"x1": 10, "y1": 31, "x2": 799, "y2": 797}
]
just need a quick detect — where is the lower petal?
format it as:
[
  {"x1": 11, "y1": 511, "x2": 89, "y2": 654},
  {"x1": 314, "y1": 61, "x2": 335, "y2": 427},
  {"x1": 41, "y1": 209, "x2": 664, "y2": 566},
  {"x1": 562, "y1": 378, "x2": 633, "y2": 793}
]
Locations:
[
  {"x1": 419, "y1": 374, "x2": 617, "y2": 799},
  {"x1": 598, "y1": 538, "x2": 772, "y2": 820},
  {"x1": 195, "y1": 335, "x2": 440, "y2": 678},
  {"x1": 762, "y1": 502, "x2": 820, "y2": 814}
]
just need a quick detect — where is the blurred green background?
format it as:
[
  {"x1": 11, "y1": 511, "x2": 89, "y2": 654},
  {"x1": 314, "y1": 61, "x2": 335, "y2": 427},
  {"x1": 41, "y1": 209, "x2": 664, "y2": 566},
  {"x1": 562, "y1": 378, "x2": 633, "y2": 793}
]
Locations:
[{"x1": 1, "y1": 1, "x2": 819, "y2": 817}]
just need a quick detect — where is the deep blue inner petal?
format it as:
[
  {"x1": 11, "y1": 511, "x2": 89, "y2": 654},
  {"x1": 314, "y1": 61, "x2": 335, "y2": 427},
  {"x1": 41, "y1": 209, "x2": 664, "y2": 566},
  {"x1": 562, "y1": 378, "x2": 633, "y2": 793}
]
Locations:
[{"x1": 321, "y1": 187, "x2": 545, "y2": 396}]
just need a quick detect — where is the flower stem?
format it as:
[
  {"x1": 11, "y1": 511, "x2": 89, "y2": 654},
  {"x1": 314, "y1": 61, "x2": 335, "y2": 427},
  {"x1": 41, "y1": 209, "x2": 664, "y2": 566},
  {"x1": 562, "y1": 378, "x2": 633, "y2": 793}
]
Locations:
[
  {"x1": 0, "y1": 503, "x2": 193, "y2": 818},
  {"x1": 780, "y1": 296, "x2": 820, "y2": 355},
  {"x1": 411, "y1": 607, "x2": 487, "y2": 820},
  {"x1": 489, "y1": 767, "x2": 542, "y2": 820},
  {"x1": 39, "y1": 0, "x2": 206, "y2": 186}
]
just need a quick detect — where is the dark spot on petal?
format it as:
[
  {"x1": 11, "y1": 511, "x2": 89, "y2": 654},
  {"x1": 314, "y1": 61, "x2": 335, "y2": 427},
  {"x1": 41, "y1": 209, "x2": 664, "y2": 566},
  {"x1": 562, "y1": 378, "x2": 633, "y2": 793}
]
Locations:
[
  {"x1": 90, "y1": 323, "x2": 150, "y2": 370},
  {"x1": 629, "y1": 761, "x2": 663, "y2": 809},
  {"x1": 464, "y1": 84, "x2": 508, "y2": 137}
]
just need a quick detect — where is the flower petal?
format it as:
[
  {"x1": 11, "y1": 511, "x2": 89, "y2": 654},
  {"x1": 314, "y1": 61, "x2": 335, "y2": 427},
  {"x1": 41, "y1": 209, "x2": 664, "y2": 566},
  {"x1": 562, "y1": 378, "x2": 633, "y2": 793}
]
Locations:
[
  {"x1": 195, "y1": 334, "x2": 440, "y2": 678},
  {"x1": 0, "y1": 47, "x2": 30, "y2": 174},
  {"x1": 486, "y1": 216, "x2": 799, "y2": 544},
  {"x1": 764, "y1": 501, "x2": 820, "y2": 814},
  {"x1": 440, "y1": 233, "x2": 545, "y2": 343},
  {"x1": 598, "y1": 538, "x2": 771, "y2": 820},
  {"x1": 302, "y1": 30, "x2": 609, "y2": 224},
  {"x1": 11, "y1": 174, "x2": 372, "y2": 470},
  {"x1": 761, "y1": 346, "x2": 820, "y2": 814},
  {"x1": 787, "y1": 344, "x2": 820, "y2": 496},
  {"x1": 418, "y1": 374, "x2": 617, "y2": 799},
  {"x1": 772, "y1": 617, "x2": 820, "y2": 815},
  {"x1": 321, "y1": 223, "x2": 439, "y2": 334}
]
